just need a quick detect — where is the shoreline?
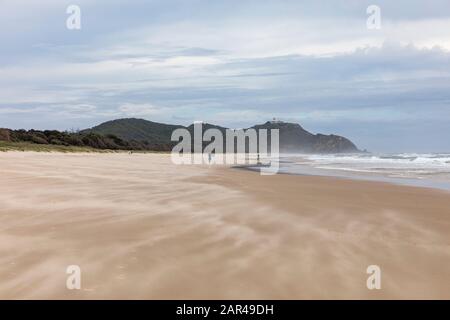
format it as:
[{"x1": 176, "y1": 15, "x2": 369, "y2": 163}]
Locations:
[
  {"x1": 235, "y1": 164, "x2": 450, "y2": 193},
  {"x1": 3, "y1": 149, "x2": 449, "y2": 193}
]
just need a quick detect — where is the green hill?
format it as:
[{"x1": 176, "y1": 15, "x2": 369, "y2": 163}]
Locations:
[
  {"x1": 252, "y1": 121, "x2": 358, "y2": 153},
  {"x1": 84, "y1": 118, "x2": 359, "y2": 153},
  {"x1": 82, "y1": 118, "x2": 183, "y2": 145}
]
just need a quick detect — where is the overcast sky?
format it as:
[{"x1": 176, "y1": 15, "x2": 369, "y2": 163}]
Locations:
[{"x1": 1, "y1": 0, "x2": 450, "y2": 152}]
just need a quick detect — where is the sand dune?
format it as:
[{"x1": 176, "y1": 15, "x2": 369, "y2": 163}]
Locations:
[{"x1": 0, "y1": 152, "x2": 449, "y2": 299}]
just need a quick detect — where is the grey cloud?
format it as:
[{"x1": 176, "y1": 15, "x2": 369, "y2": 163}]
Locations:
[{"x1": 2, "y1": 1, "x2": 450, "y2": 151}]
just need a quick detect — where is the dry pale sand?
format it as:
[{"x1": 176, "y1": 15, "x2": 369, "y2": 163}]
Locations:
[{"x1": 0, "y1": 152, "x2": 449, "y2": 299}]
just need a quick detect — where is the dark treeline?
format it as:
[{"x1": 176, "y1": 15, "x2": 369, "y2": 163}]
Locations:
[{"x1": 0, "y1": 128, "x2": 174, "y2": 151}]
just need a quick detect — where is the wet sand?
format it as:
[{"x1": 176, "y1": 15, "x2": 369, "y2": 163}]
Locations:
[{"x1": 0, "y1": 152, "x2": 449, "y2": 299}]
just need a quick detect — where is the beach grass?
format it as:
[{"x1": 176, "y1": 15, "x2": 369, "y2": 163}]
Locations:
[
  {"x1": 0, "y1": 141, "x2": 109, "y2": 153},
  {"x1": 0, "y1": 141, "x2": 170, "y2": 153}
]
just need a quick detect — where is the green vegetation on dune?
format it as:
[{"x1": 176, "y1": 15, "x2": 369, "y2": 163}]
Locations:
[{"x1": 0, "y1": 126, "x2": 166, "y2": 152}]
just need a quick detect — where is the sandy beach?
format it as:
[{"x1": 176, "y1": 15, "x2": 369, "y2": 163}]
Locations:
[{"x1": 0, "y1": 152, "x2": 449, "y2": 299}]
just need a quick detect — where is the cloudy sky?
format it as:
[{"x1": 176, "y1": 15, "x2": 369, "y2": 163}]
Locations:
[{"x1": 1, "y1": 0, "x2": 450, "y2": 152}]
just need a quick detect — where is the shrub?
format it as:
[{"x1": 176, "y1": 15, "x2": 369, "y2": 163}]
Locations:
[
  {"x1": 30, "y1": 135, "x2": 49, "y2": 144},
  {"x1": 0, "y1": 129, "x2": 11, "y2": 141}
]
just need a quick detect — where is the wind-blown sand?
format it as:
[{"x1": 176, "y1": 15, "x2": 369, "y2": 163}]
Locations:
[{"x1": 0, "y1": 152, "x2": 449, "y2": 299}]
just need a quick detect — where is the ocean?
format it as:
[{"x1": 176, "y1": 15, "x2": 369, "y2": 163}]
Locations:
[{"x1": 255, "y1": 153, "x2": 450, "y2": 191}]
